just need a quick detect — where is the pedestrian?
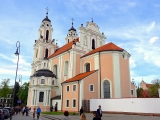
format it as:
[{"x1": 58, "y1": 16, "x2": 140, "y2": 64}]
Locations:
[
  {"x1": 36, "y1": 106, "x2": 41, "y2": 120},
  {"x1": 25, "y1": 106, "x2": 29, "y2": 116},
  {"x1": 80, "y1": 113, "x2": 87, "y2": 120},
  {"x1": 50, "y1": 106, "x2": 53, "y2": 112},
  {"x1": 92, "y1": 111, "x2": 101, "y2": 120},
  {"x1": 62, "y1": 111, "x2": 71, "y2": 120},
  {"x1": 22, "y1": 107, "x2": 25, "y2": 116},
  {"x1": 33, "y1": 108, "x2": 36, "y2": 119},
  {"x1": 80, "y1": 106, "x2": 84, "y2": 116},
  {"x1": 97, "y1": 105, "x2": 102, "y2": 118},
  {"x1": 55, "y1": 103, "x2": 57, "y2": 112}
]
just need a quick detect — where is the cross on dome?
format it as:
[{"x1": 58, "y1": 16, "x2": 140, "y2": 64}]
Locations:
[{"x1": 46, "y1": 7, "x2": 49, "y2": 17}]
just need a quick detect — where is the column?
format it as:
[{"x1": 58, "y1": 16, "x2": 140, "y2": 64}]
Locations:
[
  {"x1": 44, "y1": 90, "x2": 46, "y2": 106},
  {"x1": 34, "y1": 90, "x2": 37, "y2": 106},
  {"x1": 27, "y1": 90, "x2": 30, "y2": 106},
  {"x1": 36, "y1": 90, "x2": 39, "y2": 106},
  {"x1": 46, "y1": 90, "x2": 48, "y2": 106},
  {"x1": 32, "y1": 90, "x2": 35, "y2": 105},
  {"x1": 48, "y1": 90, "x2": 50, "y2": 106}
]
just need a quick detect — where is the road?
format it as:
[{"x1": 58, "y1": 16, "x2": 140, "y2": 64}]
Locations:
[
  {"x1": 5, "y1": 113, "x2": 49, "y2": 120},
  {"x1": 5, "y1": 113, "x2": 160, "y2": 120}
]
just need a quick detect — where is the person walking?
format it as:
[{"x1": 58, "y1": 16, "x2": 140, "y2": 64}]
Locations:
[
  {"x1": 22, "y1": 107, "x2": 25, "y2": 116},
  {"x1": 97, "y1": 105, "x2": 102, "y2": 118},
  {"x1": 25, "y1": 107, "x2": 29, "y2": 116},
  {"x1": 36, "y1": 106, "x2": 41, "y2": 120},
  {"x1": 80, "y1": 106, "x2": 84, "y2": 116},
  {"x1": 33, "y1": 108, "x2": 36, "y2": 119},
  {"x1": 62, "y1": 111, "x2": 71, "y2": 120},
  {"x1": 92, "y1": 111, "x2": 101, "y2": 120},
  {"x1": 80, "y1": 113, "x2": 87, "y2": 120}
]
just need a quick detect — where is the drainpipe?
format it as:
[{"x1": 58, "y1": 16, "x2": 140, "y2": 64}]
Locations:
[
  {"x1": 99, "y1": 52, "x2": 101, "y2": 98},
  {"x1": 78, "y1": 80, "x2": 80, "y2": 112},
  {"x1": 61, "y1": 83, "x2": 63, "y2": 111}
]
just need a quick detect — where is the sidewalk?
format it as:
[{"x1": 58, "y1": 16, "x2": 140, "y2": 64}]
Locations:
[{"x1": 43, "y1": 113, "x2": 160, "y2": 120}]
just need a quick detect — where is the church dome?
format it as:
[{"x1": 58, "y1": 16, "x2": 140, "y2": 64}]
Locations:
[
  {"x1": 31, "y1": 69, "x2": 56, "y2": 78},
  {"x1": 42, "y1": 16, "x2": 51, "y2": 22},
  {"x1": 68, "y1": 26, "x2": 76, "y2": 31}
]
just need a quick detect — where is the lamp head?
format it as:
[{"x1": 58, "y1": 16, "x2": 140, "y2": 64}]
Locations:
[{"x1": 15, "y1": 48, "x2": 19, "y2": 56}]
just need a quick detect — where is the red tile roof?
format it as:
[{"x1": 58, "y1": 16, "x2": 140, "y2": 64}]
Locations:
[
  {"x1": 81, "y1": 42, "x2": 124, "y2": 58},
  {"x1": 146, "y1": 84, "x2": 152, "y2": 88},
  {"x1": 48, "y1": 38, "x2": 79, "y2": 59},
  {"x1": 62, "y1": 70, "x2": 97, "y2": 83}
]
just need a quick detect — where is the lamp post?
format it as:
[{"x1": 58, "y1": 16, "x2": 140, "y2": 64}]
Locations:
[{"x1": 12, "y1": 41, "x2": 20, "y2": 107}]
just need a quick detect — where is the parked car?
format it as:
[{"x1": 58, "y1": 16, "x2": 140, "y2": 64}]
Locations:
[
  {"x1": 3, "y1": 109, "x2": 10, "y2": 119},
  {"x1": 0, "y1": 109, "x2": 4, "y2": 120},
  {"x1": 4, "y1": 107, "x2": 14, "y2": 115}
]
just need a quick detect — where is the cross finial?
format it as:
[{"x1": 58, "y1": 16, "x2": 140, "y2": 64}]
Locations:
[
  {"x1": 71, "y1": 18, "x2": 74, "y2": 26},
  {"x1": 91, "y1": 17, "x2": 93, "y2": 22},
  {"x1": 46, "y1": 7, "x2": 49, "y2": 17}
]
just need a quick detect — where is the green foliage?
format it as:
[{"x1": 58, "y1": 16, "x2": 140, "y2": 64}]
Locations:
[
  {"x1": 0, "y1": 79, "x2": 11, "y2": 98},
  {"x1": 17, "y1": 82, "x2": 29, "y2": 105},
  {"x1": 136, "y1": 87, "x2": 143, "y2": 98},
  {"x1": 148, "y1": 79, "x2": 160, "y2": 98}
]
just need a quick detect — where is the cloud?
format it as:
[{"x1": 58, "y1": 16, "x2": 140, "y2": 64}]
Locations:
[
  {"x1": 129, "y1": 58, "x2": 136, "y2": 68},
  {"x1": 149, "y1": 36, "x2": 159, "y2": 44},
  {"x1": 146, "y1": 21, "x2": 155, "y2": 32}
]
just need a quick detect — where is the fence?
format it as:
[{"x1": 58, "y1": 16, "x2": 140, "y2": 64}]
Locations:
[{"x1": 90, "y1": 98, "x2": 160, "y2": 114}]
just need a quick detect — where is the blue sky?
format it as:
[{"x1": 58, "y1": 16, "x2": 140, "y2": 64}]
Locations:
[{"x1": 0, "y1": 0, "x2": 160, "y2": 86}]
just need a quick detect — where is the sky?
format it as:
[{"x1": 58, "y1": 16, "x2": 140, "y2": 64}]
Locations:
[{"x1": 0, "y1": 0, "x2": 160, "y2": 86}]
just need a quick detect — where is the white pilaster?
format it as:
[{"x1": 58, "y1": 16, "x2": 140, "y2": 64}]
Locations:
[
  {"x1": 36, "y1": 90, "x2": 39, "y2": 106},
  {"x1": 113, "y1": 53, "x2": 121, "y2": 98}
]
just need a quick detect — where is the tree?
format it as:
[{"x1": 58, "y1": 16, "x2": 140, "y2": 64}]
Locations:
[
  {"x1": 148, "y1": 79, "x2": 160, "y2": 98},
  {"x1": 137, "y1": 87, "x2": 143, "y2": 98},
  {"x1": 13, "y1": 82, "x2": 20, "y2": 106},
  {"x1": 17, "y1": 82, "x2": 29, "y2": 105},
  {"x1": 0, "y1": 79, "x2": 11, "y2": 107}
]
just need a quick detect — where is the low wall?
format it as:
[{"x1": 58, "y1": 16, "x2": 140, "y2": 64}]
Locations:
[{"x1": 90, "y1": 98, "x2": 160, "y2": 114}]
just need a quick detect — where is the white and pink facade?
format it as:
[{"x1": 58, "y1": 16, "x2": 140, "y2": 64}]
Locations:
[{"x1": 27, "y1": 13, "x2": 136, "y2": 112}]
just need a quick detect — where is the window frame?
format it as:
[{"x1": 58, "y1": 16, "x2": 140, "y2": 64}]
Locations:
[
  {"x1": 64, "y1": 61, "x2": 69, "y2": 76},
  {"x1": 131, "y1": 89, "x2": 134, "y2": 96},
  {"x1": 66, "y1": 99, "x2": 69, "y2": 108},
  {"x1": 73, "y1": 84, "x2": 76, "y2": 91},
  {"x1": 39, "y1": 92, "x2": 44, "y2": 102},
  {"x1": 41, "y1": 79, "x2": 45, "y2": 84},
  {"x1": 66, "y1": 85, "x2": 70, "y2": 92},
  {"x1": 72, "y1": 99, "x2": 76, "y2": 108},
  {"x1": 89, "y1": 84, "x2": 94, "y2": 92}
]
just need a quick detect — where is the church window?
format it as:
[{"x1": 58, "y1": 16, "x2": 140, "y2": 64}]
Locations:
[
  {"x1": 46, "y1": 30, "x2": 49, "y2": 40},
  {"x1": 39, "y1": 92, "x2": 44, "y2": 102},
  {"x1": 68, "y1": 39, "x2": 69, "y2": 43},
  {"x1": 52, "y1": 80, "x2": 54, "y2": 85},
  {"x1": 85, "y1": 63, "x2": 90, "y2": 72},
  {"x1": 41, "y1": 79, "x2": 45, "y2": 84},
  {"x1": 89, "y1": 84, "x2": 94, "y2": 92},
  {"x1": 131, "y1": 90, "x2": 134, "y2": 95},
  {"x1": 92, "y1": 39, "x2": 95, "y2": 49},
  {"x1": 53, "y1": 65, "x2": 58, "y2": 77},
  {"x1": 44, "y1": 48, "x2": 48, "y2": 58},
  {"x1": 33, "y1": 80, "x2": 34, "y2": 85},
  {"x1": 36, "y1": 49, "x2": 38, "y2": 58},
  {"x1": 64, "y1": 61, "x2": 69, "y2": 76},
  {"x1": 66, "y1": 100, "x2": 69, "y2": 107},
  {"x1": 103, "y1": 80, "x2": 110, "y2": 98},
  {"x1": 47, "y1": 24, "x2": 49, "y2": 26}
]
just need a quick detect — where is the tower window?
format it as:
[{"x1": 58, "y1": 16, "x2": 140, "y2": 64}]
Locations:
[
  {"x1": 44, "y1": 48, "x2": 48, "y2": 58},
  {"x1": 92, "y1": 39, "x2": 95, "y2": 49},
  {"x1": 36, "y1": 49, "x2": 38, "y2": 58},
  {"x1": 53, "y1": 65, "x2": 58, "y2": 77},
  {"x1": 47, "y1": 24, "x2": 49, "y2": 26},
  {"x1": 68, "y1": 39, "x2": 69, "y2": 43},
  {"x1": 41, "y1": 79, "x2": 45, "y2": 84},
  {"x1": 46, "y1": 30, "x2": 49, "y2": 40},
  {"x1": 85, "y1": 63, "x2": 90, "y2": 72},
  {"x1": 52, "y1": 80, "x2": 54, "y2": 85},
  {"x1": 64, "y1": 61, "x2": 69, "y2": 76}
]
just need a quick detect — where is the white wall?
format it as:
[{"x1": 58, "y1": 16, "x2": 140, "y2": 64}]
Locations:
[
  {"x1": 90, "y1": 98, "x2": 160, "y2": 114},
  {"x1": 52, "y1": 100, "x2": 61, "y2": 111}
]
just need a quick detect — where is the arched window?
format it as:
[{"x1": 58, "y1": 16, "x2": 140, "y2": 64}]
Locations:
[
  {"x1": 92, "y1": 39, "x2": 95, "y2": 49},
  {"x1": 44, "y1": 48, "x2": 48, "y2": 58},
  {"x1": 46, "y1": 30, "x2": 49, "y2": 40},
  {"x1": 52, "y1": 80, "x2": 54, "y2": 85},
  {"x1": 64, "y1": 61, "x2": 69, "y2": 76},
  {"x1": 85, "y1": 63, "x2": 90, "y2": 72},
  {"x1": 39, "y1": 92, "x2": 44, "y2": 102},
  {"x1": 103, "y1": 80, "x2": 110, "y2": 98},
  {"x1": 36, "y1": 49, "x2": 38, "y2": 58},
  {"x1": 53, "y1": 65, "x2": 58, "y2": 77},
  {"x1": 68, "y1": 39, "x2": 69, "y2": 43}
]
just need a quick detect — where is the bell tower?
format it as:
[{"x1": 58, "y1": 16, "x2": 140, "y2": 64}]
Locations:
[
  {"x1": 31, "y1": 9, "x2": 57, "y2": 75},
  {"x1": 65, "y1": 18, "x2": 78, "y2": 43}
]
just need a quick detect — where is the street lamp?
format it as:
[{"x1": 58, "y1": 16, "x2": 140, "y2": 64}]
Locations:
[
  {"x1": 19, "y1": 74, "x2": 22, "y2": 86},
  {"x1": 12, "y1": 41, "x2": 20, "y2": 107}
]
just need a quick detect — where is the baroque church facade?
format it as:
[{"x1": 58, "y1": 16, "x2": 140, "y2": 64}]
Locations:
[{"x1": 27, "y1": 13, "x2": 136, "y2": 112}]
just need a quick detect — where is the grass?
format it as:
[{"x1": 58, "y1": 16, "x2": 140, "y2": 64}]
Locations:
[{"x1": 41, "y1": 111, "x2": 79, "y2": 115}]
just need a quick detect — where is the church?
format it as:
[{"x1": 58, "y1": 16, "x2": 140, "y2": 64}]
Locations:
[{"x1": 27, "y1": 11, "x2": 136, "y2": 112}]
